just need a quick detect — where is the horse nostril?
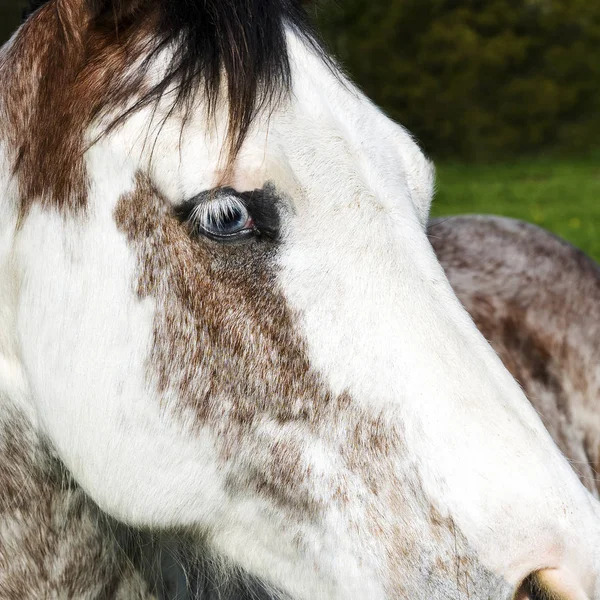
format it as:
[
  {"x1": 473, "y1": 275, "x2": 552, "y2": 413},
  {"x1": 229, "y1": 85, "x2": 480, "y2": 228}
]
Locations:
[
  {"x1": 514, "y1": 573, "x2": 550, "y2": 600},
  {"x1": 514, "y1": 569, "x2": 589, "y2": 600}
]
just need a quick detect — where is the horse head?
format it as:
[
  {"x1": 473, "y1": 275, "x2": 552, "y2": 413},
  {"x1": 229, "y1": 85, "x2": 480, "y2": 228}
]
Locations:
[{"x1": 1, "y1": 1, "x2": 599, "y2": 598}]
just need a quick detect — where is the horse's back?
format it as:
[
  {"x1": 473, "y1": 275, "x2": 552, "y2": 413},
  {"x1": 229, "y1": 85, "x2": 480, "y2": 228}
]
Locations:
[{"x1": 430, "y1": 215, "x2": 600, "y2": 495}]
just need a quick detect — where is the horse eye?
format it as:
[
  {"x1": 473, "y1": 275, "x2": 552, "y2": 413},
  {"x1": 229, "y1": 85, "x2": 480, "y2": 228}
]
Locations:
[{"x1": 190, "y1": 195, "x2": 254, "y2": 242}]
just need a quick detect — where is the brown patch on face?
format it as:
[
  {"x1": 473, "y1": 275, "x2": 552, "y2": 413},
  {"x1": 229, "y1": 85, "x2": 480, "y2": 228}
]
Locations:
[
  {"x1": 115, "y1": 174, "x2": 347, "y2": 516},
  {"x1": 115, "y1": 176, "x2": 505, "y2": 596},
  {"x1": 115, "y1": 175, "x2": 332, "y2": 426},
  {"x1": 2, "y1": 0, "x2": 154, "y2": 216}
]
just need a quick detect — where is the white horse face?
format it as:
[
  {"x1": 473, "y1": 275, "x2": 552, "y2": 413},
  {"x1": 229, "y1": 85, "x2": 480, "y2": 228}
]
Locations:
[{"x1": 2, "y1": 2, "x2": 600, "y2": 599}]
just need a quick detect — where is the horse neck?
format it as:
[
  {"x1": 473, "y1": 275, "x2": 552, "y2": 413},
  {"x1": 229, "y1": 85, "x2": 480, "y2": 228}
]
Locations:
[
  {"x1": 0, "y1": 406, "x2": 273, "y2": 599},
  {"x1": 0, "y1": 406, "x2": 155, "y2": 598}
]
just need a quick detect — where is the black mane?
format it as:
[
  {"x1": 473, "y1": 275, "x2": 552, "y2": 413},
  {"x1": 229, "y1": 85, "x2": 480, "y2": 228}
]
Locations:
[
  {"x1": 24, "y1": 0, "x2": 328, "y2": 162},
  {"x1": 23, "y1": 1, "x2": 48, "y2": 19}
]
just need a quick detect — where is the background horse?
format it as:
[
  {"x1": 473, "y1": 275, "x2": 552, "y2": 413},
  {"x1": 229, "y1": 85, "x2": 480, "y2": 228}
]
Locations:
[
  {"x1": 1, "y1": 1, "x2": 599, "y2": 599},
  {"x1": 431, "y1": 215, "x2": 600, "y2": 499}
]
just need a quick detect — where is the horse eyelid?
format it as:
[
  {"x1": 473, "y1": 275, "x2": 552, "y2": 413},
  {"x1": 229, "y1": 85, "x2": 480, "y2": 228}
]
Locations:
[{"x1": 173, "y1": 186, "x2": 281, "y2": 242}]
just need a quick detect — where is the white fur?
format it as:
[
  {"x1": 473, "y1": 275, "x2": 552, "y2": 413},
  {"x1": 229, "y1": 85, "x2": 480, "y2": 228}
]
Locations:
[{"x1": 0, "y1": 140, "x2": 35, "y2": 426}]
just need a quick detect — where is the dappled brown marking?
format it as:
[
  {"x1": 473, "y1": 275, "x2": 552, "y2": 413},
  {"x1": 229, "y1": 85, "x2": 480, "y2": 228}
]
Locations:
[
  {"x1": 470, "y1": 296, "x2": 573, "y2": 421},
  {"x1": 114, "y1": 175, "x2": 333, "y2": 427},
  {"x1": 0, "y1": 414, "x2": 155, "y2": 599},
  {"x1": 115, "y1": 175, "x2": 384, "y2": 518},
  {"x1": 377, "y1": 475, "x2": 509, "y2": 598},
  {"x1": 430, "y1": 215, "x2": 600, "y2": 495},
  {"x1": 114, "y1": 176, "x2": 503, "y2": 592},
  {"x1": 115, "y1": 174, "x2": 344, "y2": 517}
]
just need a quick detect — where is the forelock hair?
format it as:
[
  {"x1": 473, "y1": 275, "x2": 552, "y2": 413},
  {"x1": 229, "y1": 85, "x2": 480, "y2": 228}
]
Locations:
[{"x1": 24, "y1": 0, "x2": 326, "y2": 164}]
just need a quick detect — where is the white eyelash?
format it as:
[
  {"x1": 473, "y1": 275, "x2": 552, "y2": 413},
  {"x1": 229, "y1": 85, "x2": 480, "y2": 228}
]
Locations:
[{"x1": 188, "y1": 195, "x2": 247, "y2": 232}]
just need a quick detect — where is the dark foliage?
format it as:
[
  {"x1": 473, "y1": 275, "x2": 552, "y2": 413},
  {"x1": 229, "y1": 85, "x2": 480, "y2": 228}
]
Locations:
[
  {"x1": 315, "y1": 0, "x2": 600, "y2": 159},
  {"x1": 23, "y1": 0, "x2": 46, "y2": 19},
  {"x1": 3, "y1": 1, "x2": 600, "y2": 159}
]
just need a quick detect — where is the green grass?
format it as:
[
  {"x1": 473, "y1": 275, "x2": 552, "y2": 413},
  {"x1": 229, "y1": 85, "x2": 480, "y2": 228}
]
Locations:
[{"x1": 431, "y1": 157, "x2": 600, "y2": 263}]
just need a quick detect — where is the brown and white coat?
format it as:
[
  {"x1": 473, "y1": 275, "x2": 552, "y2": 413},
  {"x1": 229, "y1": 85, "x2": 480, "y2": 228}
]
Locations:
[{"x1": 1, "y1": 1, "x2": 599, "y2": 599}]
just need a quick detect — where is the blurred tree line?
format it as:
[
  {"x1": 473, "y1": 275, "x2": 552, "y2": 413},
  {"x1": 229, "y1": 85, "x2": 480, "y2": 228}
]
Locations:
[
  {"x1": 2, "y1": 0, "x2": 599, "y2": 159},
  {"x1": 0, "y1": 0, "x2": 27, "y2": 43},
  {"x1": 314, "y1": 0, "x2": 600, "y2": 159}
]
